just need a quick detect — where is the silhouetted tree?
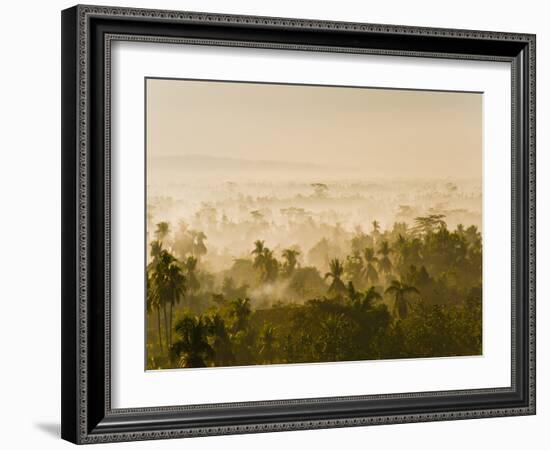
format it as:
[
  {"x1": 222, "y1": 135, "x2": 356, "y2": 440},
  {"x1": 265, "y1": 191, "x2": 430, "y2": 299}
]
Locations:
[
  {"x1": 281, "y1": 248, "x2": 300, "y2": 277},
  {"x1": 377, "y1": 240, "x2": 393, "y2": 275},
  {"x1": 363, "y1": 248, "x2": 379, "y2": 284},
  {"x1": 182, "y1": 256, "x2": 200, "y2": 294},
  {"x1": 385, "y1": 280, "x2": 420, "y2": 319},
  {"x1": 205, "y1": 313, "x2": 235, "y2": 366},
  {"x1": 190, "y1": 230, "x2": 207, "y2": 258},
  {"x1": 153, "y1": 250, "x2": 186, "y2": 345},
  {"x1": 171, "y1": 315, "x2": 213, "y2": 368},
  {"x1": 147, "y1": 272, "x2": 163, "y2": 351},
  {"x1": 324, "y1": 258, "x2": 346, "y2": 296}
]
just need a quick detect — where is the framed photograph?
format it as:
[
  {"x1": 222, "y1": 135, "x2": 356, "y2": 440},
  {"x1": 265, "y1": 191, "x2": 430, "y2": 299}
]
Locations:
[{"x1": 61, "y1": 5, "x2": 536, "y2": 444}]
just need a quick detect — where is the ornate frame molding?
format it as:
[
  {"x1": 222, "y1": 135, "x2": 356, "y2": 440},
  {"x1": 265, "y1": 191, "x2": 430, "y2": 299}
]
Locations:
[{"x1": 61, "y1": 5, "x2": 536, "y2": 444}]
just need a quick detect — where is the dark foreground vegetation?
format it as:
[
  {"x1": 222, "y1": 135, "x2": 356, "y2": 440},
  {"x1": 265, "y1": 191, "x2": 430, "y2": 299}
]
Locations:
[{"x1": 146, "y1": 215, "x2": 482, "y2": 369}]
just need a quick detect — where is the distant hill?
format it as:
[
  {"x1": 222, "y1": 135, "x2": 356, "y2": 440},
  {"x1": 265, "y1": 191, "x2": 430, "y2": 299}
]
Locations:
[
  {"x1": 146, "y1": 154, "x2": 350, "y2": 183},
  {"x1": 148, "y1": 154, "x2": 327, "y2": 172}
]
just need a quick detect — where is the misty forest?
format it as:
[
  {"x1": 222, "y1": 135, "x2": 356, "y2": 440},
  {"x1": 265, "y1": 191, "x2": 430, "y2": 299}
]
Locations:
[{"x1": 145, "y1": 168, "x2": 482, "y2": 370}]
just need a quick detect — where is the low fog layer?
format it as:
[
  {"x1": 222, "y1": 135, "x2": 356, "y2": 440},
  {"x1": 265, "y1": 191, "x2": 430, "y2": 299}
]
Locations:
[{"x1": 147, "y1": 155, "x2": 481, "y2": 288}]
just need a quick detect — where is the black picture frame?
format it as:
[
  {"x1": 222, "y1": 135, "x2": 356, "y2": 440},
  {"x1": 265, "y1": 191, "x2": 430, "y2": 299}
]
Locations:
[{"x1": 61, "y1": 4, "x2": 536, "y2": 444}]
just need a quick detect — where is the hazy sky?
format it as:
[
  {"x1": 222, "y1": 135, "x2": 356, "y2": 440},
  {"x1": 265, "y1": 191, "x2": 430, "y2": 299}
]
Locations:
[{"x1": 146, "y1": 78, "x2": 482, "y2": 179}]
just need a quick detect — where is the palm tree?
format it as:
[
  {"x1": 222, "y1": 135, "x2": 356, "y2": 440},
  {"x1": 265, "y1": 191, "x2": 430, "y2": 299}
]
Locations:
[
  {"x1": 205, "y1": 313, "x2": 235, "y2": 366},
  {"x1": 377, "y1": 240, "x2": 393, "y2": 275},
  {"x1": 251, "y1": 241, "x2": 278, "y2": 282},
  {"x1": 229, "y1": 297, "x2": 251, "y2": 333},
  {"x1": 385, "y1": 280, "x2": 420, "y2": 319},
  {"x1": 347, "y1": 284, "x2": 381, "y2": 311},
  {"x1": 146, "y1": 272, "x2": 163, "y2": 352},
  {"x1": 151, "y1": 251, "x2": 171, "y2": 346},
  {"x1": 371, "y1": 220, "x2": 381, "y2": 243},
  {"x1": 261, "y1": 247, "x2": 279, "y2": 282},
  {"x1": 281, "y1": 248, "x2": 300, "y2": 277},
  {"x1": 182, "y1": 255, "x2": 200, "y2": 294},
  {"x1": 149, "y1": 240, "x2": 163, "y2": 263},
  {"x1": 153, "y1": 250, "x2": 186, "y2": 346},
  {"x1": 324, "y1": 258, "x2": 346, "y2": 296},
  {"x1": 251, "y1": 240, "x2": 266, "y2": 269},
  {"x1": 394, "y1": 234, "x2": 408, "y2": 267},
  {"x1": 155, "y1": 221, "x2": 170, "y2": 243},
  {"x1": 362, "y1": 248, "x2": 379, "y2": 284},
  {"x1": 190, "y1": 230, "x2": 207, "y2": 257},
  {"x1": 394, "y1": 235, "x2": 422, "y2": 272},
  {"x1": 170, "y1": 315, "x2": 213, "y2": 368},
  {"x1": 165, "y1": 262, "x2": 187, "y2": 346}
]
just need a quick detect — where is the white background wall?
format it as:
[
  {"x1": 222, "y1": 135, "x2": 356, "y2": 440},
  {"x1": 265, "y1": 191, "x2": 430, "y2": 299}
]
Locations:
[{"x1": 0, "y1": 0, "x2": 546, "y2": 448}]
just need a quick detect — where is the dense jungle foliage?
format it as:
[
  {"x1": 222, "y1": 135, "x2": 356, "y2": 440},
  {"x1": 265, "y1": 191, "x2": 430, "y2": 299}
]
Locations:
[{"x1": 146, "y1": 214, "x2": 482, "y2": 369}]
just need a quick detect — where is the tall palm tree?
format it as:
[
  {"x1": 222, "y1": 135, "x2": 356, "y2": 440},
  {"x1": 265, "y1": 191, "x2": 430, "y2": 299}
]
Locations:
[
  {"x1": 146, "y1": 272, "x2": 163, "y2": 352},
  {"x1": 385, "y1": 280, "x2": 419, "y2": 319},
  {"x1": 182, "y1": 255, "x2": 200, "y2": 294},
  {"x1": 281, "y1": 248, "x2": 300, "y2": 277},
  {"x1": 362, "y1": 248, "x2": 379, "y2": 284},
  {"x1": 153, "y1": 250, "x2": 186, "y2": 346},
  {"x1": 394, "y1": 234, "x2": 408, "y2": 267},
  {"x1": 377, "y1": 240, "x2": 393, "y2": 275},
  {"x1": 165, "y1": 262, "x2": 187, "y2": 346},
  {"x1": 324, "y1": 258, "x2": 346, "y2": 296},
  {"x1": 170, "y1": 316, "x2": 213, "y2": 368},
  {"x1": 151, "y1": 251, "x2": 171, "y2": 346}
]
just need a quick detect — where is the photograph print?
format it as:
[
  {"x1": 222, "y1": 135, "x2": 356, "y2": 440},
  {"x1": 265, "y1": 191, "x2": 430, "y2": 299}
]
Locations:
[{"x1": 145, "y1": 78, "x2": 483, "y2": 370}]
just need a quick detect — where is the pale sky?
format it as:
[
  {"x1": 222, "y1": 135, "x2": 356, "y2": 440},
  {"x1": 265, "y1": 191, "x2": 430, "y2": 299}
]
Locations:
[{"x1": 146, "y1": 78, "x2": 482, "y2": 179}]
